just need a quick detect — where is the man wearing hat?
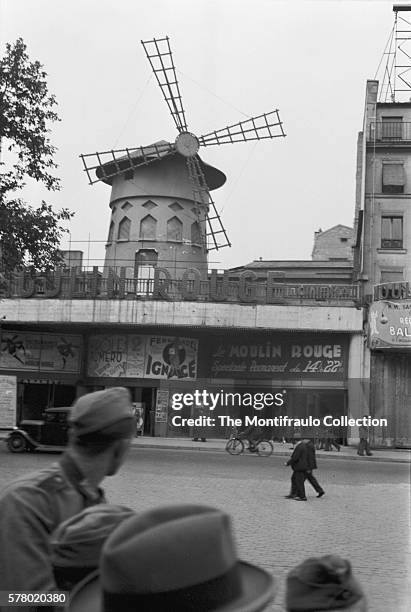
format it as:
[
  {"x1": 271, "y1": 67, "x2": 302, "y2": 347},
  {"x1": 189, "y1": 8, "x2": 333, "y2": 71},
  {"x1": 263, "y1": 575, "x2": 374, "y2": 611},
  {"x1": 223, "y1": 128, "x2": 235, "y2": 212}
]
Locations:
[
  {"x1": 0, "y1": 387, "x2": 135, "y2": 604},
  {"x1": 68, "y1": 504, "x2": 277, "y2": 612},
  {"x1": 286, "y1": 555, "x2": 367, "y2": 611}
]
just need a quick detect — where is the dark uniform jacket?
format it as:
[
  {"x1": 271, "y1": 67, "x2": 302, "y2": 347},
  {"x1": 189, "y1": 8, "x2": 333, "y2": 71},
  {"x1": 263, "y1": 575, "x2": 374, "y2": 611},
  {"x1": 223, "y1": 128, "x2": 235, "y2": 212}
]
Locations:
[
  {"x1": 286, "y1": 441, "x2": 309, "y2": 472},
  {"x1": 305, "y1": 440, "x2": 318, "y2": 470},
  {"x1": 0, "y1": 452, "x2": 105, "y2": 604}
]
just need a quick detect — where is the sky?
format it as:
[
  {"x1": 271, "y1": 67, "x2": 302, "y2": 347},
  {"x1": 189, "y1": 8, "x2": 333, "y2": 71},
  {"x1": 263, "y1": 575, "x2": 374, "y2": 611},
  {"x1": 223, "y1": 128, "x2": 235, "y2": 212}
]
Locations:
[{"x1": 0, "y1": 0, "x2": 404, "y2": 270}]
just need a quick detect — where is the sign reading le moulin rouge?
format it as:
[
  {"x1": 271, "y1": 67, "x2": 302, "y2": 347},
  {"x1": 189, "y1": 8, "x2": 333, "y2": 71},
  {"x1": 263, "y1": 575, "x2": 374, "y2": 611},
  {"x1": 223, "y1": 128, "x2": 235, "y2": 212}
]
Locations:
[
  {"x1": 369, "y1": 300, "x2": 411, "y2": 349},
  {"x1": 208, "y1": 335, "x2": 347, "y2": 379},
  {"x1": 87, "y1": 335, "x2": 198, "y2": 380}
]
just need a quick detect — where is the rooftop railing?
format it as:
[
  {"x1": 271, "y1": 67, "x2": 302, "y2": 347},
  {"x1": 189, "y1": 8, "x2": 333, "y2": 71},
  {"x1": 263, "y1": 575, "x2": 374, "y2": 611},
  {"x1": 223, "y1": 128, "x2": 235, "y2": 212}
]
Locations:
[{"x1": 368, "y1": 121, "x2": 411, "y2": 142}]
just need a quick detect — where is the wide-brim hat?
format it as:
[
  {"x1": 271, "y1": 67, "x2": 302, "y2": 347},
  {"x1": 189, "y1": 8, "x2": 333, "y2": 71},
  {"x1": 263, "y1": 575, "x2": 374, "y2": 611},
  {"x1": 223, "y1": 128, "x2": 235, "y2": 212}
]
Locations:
[
  {"x1": 286, "y1": 555, "x2": 365, "y2": 611},
  {"x1": 68, "y1": 504, "x2": 276, "y2": 612}
]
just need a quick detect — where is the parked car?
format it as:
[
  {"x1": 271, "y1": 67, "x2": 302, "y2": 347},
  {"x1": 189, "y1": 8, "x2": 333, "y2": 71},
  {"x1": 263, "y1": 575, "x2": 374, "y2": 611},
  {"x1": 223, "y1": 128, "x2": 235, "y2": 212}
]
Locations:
[{"x1": 6, "y1": 407, "x2": 71, "y2": 453}]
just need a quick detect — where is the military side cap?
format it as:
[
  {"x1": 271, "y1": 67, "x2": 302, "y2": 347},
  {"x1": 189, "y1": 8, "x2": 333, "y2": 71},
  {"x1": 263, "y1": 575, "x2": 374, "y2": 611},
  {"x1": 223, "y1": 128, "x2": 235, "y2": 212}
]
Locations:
[
  {"x1": 286, "y1": 555, "x2": 365, "y2": 611},
  {"x1": 51, "y1": 504, "x2": 135, "y2": 569},
  {"x1": 70, "y1": 388, "x2": 134, "y2": 437}
]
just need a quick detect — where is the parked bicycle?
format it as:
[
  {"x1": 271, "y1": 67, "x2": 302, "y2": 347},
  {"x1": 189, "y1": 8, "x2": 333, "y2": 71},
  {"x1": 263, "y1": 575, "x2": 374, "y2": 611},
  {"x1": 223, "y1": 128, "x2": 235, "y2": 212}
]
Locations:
[{"x1": 225, "y1": 434, "x2": 274, "y2": 457}]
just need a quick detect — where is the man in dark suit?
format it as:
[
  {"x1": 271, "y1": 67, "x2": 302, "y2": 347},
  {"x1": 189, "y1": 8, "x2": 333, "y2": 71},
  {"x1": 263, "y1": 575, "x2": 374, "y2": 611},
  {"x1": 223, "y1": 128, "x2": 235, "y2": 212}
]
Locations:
[
  {"x1": 285, "y1": 439, "x2": 309, "y2": 501},
  {"x1": 305, "y1": 439, "x2": 325, "y2": 498}
]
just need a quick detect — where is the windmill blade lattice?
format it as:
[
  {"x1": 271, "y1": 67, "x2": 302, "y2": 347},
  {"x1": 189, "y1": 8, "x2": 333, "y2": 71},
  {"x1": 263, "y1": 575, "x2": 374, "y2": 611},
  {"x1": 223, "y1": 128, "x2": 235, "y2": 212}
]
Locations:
[
  {"x1": 198, "y1": 110, "x2": 285, "y2": 146},
  {"x1": 141, "y1": 36, "x2": 188, "y2": 133},
  {"x1": 80, "y1": 35, "x2": 286, "y2": 252},
  {"x1": 80, "y1": 141, "x2": 176, "y2": 185},
  {"x1": 186, "y1": 156, "x2": 231, "y2": 251}
]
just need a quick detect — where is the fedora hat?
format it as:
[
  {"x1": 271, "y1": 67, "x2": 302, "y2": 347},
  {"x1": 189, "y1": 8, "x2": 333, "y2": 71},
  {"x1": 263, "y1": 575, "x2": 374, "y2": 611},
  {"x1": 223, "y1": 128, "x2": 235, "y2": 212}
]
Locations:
[
  {"x1": 68, "y1": 504, "x2": 276, "y2": 612},
  {"x1": 286, "y1": 555, "x2": 365, "y2": 611}
]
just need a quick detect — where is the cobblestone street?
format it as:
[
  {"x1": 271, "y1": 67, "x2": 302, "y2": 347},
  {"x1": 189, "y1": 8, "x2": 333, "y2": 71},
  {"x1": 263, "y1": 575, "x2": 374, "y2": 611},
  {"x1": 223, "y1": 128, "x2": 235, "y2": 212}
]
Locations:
[{"x1": 0, "y1": 445, "x2": 409, "y2": 611}]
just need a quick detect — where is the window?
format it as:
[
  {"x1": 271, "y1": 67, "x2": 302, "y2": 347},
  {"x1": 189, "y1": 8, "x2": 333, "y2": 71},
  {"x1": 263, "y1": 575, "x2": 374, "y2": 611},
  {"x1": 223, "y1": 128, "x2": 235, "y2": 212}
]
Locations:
[
  {"x1": 134, "y1": 249, "x2": 158, "y2": 295},
  {"x1": 107, "y1": 221, "x2": 114, "y2": 243},
  {"x1": 167, "y1": 216, "x2": 183, "y2": 241},
  {"x1": 381, "y1": 116, "x2": 403, "y2": 140},
  {"x1": 381, "y1": 216, "x2": 403, "y2": 249},
  {"x1": 139, "y1": 214, "x2": 157, "y2": 240},
  {"x1": 382, "y1": 162, "x2": 405, "y2": 194},
  {"x1": 121, "y1": 201, "x2": 132, "y2": 212},
  {"x1": 380, "y1": 270, "x2": 404, "y2": 282},
  {"x1": 340, "y1": 237, "x2": 348, "y2": 243},
  {"x1": 118, "y1": 216, "x2": 131, "y2": 240},
  {"x1": 191, "y1": 221, "x2": 202, "y2": 245}
]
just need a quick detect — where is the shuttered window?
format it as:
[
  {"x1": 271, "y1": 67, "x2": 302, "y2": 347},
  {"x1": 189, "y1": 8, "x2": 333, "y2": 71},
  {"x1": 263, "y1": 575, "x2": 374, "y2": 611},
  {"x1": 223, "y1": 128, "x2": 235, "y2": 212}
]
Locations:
[
  {"x1": 381, "y1": 216, "x2": 403, "y2": 249},
  {"x1": 382, "y1": 162, "x2": 405, "y2": 193}
]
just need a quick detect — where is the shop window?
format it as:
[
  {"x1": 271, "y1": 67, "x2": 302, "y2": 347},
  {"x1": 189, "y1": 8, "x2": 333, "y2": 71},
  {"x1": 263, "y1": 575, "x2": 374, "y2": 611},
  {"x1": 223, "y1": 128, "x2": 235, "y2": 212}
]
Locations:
[
  {"x1": 118, "y1": 216, "x2": 131, "y2": 241},
  {"x1": 191, "y1": 221, "x2": 202, "y2": 245},
  {"x1": 139, "y1": 215, "x2": 157, "y2": 240},
  {"x1": 381, "y1": 116, "x2": 403, "y2": 140},
  {"x1": 381, "y1": 216, "x2": 403, "y2": 249},
  {"x1": 167, "y1": 216, "x2": 183, "y2": 241},
  {"x1": 382, "y1": 162, "x2": 404, "y2": 194}
]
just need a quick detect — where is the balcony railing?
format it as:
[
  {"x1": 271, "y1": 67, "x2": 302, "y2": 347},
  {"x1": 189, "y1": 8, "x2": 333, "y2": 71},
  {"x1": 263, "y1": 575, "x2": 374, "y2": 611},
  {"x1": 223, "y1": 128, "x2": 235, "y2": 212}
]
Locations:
[
  {"x1": 368, "y1": 121, "x2": 411, "y2": 142},
  {"x1": 0, "y1": 269, "x2": 360, "y2": 305}
]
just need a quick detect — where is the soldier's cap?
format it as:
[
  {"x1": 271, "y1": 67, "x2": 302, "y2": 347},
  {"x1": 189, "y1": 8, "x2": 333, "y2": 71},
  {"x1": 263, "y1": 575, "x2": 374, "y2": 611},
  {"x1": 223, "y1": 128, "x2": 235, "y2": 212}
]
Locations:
[
  {"x1": 68, "y1": 504, "x2": 277, "y2": 612},
  {"x1": 286, "y1": 555, "x2": 366, "y2": 611},
  {"x1": 70, "y1": 388, "x2": 135, "y2": 437},
  {"x1": 51, "y1": 504, "x2": 135, "y2": 569}
]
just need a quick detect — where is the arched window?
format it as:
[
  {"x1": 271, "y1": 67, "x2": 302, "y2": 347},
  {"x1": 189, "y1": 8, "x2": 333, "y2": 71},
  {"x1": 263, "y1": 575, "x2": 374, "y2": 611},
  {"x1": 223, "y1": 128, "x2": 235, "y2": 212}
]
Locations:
[
  {"x1": 191, "y1": 221, "x2": 202, "y2": 245},
  {"x1": 118, "y1": 217, "x2": 131, "y2": 240},
  {"x1": 140, "y1": 215, "x2": 157, "y2": 240},
  {"x1": 167, "y1": 216, "x2": 183, "y2": 242},
  {"x1": 108, "y1": 221, "x2": 114, "y2": 243}
]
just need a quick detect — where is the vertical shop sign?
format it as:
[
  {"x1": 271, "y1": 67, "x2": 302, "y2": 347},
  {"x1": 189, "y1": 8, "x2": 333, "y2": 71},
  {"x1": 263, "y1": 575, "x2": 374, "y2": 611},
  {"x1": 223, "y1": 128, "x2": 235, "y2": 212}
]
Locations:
[
  {"x1": 0, "y1": 375, "x2": 17, "y2": 428},
  {"x1": 155, "y1": 389, "x2": 169, "y2": 423}
]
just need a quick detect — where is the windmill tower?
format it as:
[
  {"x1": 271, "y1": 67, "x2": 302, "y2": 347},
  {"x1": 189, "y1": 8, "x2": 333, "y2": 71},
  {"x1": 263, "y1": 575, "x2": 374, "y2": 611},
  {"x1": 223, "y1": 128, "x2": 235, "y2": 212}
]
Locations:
[{"x1": 80, "y1": 37, "x2": 286, "y2": 281}]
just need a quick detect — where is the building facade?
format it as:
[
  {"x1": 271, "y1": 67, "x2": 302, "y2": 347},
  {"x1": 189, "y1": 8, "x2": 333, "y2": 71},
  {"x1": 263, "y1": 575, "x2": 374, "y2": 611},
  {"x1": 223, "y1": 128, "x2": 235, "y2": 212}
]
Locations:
[{"x1": 354, "y1": 80, "x2": 411, "y2": 447}]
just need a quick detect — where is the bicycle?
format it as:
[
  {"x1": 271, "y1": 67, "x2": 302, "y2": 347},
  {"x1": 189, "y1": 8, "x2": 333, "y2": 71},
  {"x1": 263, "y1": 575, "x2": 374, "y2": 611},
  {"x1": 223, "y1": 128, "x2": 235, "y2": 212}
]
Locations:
[{"x1": 225, "y1": 435, "x2": 274, "y2": 457}]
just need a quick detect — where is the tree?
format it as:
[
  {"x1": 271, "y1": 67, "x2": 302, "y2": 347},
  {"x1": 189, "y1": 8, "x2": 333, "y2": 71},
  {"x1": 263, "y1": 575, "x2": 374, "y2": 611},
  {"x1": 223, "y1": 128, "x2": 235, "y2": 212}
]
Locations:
[{"x1": 0, "y1": 38, "x2": 73, "y2": 274}]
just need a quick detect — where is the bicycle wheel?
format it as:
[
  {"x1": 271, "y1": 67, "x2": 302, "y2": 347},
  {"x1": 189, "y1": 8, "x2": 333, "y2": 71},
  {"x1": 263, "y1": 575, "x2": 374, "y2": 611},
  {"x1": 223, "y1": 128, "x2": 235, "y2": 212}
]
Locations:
[
  {"x1": 225, "y1": 438, "x2": 244, "y2": 455},
  {"x1": 256, "y1": 440, "x2": 274, "y2": 457}
]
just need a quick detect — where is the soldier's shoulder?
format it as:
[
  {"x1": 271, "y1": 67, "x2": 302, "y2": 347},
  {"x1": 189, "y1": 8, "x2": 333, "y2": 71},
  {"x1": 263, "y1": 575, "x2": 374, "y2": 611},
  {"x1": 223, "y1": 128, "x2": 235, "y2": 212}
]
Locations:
[{"x1": 0, "y1": 464, "x2": 67, "y2": 499}]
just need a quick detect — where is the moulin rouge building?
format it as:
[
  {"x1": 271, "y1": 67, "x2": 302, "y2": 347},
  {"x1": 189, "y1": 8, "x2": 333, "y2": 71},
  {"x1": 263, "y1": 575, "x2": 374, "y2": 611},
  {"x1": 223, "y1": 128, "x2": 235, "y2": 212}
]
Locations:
[{"x1": 0, "y1": 37, "x2": 367, "y2": 444}]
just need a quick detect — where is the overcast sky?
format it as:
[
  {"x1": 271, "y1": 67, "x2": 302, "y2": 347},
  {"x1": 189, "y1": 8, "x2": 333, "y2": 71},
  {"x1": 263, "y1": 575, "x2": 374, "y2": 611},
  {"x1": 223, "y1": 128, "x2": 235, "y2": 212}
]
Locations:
[{"x1": 0, "y1": 0, "x2": 403, "y2": 269}]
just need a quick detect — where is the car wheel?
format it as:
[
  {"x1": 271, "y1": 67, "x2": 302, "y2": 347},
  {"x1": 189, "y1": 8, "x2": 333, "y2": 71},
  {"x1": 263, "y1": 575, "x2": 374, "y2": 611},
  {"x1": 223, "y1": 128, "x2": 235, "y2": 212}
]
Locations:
[{"x1": 7, "y1": 434, "x2": 27, "y2": 453}]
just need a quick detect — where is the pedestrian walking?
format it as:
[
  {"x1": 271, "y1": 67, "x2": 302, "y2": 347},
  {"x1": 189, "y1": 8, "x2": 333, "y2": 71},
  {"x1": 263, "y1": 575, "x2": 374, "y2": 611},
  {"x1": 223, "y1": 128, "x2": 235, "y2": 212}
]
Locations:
[
  {"x1": 304, "y1": 439, "x2": 325, "y2": 498},
  {"x1": 192, "y1": 402, "x2": 208, "y2": 442},
  {"x1": 285, "y1": 439, "x2": 309, "y2": 501},
  {"x1": 68, "y1": 504, "x2": 277, "y2": 612},
  {"x1": 0, "y1": 387, "x2": 135, "y2": 601},
  {"x1": 357, "y1": 417, "x2": 373, "y2": 456},
  {"x1": 286, "y1": 554, "x2": 366, "y2": 611}
]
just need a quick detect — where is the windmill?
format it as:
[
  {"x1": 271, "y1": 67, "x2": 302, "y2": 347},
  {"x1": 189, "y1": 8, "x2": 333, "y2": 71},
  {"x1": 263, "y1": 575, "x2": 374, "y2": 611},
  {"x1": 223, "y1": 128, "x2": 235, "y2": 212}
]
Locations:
[{"x1": 80, "y1": 36, "x2": 285, "y2": 275}]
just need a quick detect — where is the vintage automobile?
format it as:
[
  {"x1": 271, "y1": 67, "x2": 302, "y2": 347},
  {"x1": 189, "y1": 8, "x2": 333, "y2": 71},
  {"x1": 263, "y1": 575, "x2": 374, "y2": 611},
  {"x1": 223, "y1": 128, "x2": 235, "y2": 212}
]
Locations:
[{"x1": 6, "y1": 407, "x2": 71, "y2": 453}]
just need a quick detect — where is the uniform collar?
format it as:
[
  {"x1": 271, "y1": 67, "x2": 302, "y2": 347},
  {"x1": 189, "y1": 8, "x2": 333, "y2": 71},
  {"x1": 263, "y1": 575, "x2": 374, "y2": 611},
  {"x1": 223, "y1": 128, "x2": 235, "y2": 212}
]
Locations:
[{"x1": 59, "y1": 452, "x2": 105, "y2": 505}]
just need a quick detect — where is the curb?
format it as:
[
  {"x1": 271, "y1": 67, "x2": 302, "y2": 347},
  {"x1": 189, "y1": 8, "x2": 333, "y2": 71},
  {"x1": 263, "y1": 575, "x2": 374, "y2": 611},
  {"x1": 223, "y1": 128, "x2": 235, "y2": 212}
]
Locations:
[{"x1": 131, "y1": 441, "x2": 411, "y2": 464}]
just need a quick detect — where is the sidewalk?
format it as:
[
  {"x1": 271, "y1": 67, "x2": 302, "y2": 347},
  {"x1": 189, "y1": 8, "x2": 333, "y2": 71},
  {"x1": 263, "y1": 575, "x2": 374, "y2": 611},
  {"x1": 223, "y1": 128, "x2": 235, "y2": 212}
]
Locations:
[{"x1": 132, "y1": 436, "x2": 411, "y2": 464}]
